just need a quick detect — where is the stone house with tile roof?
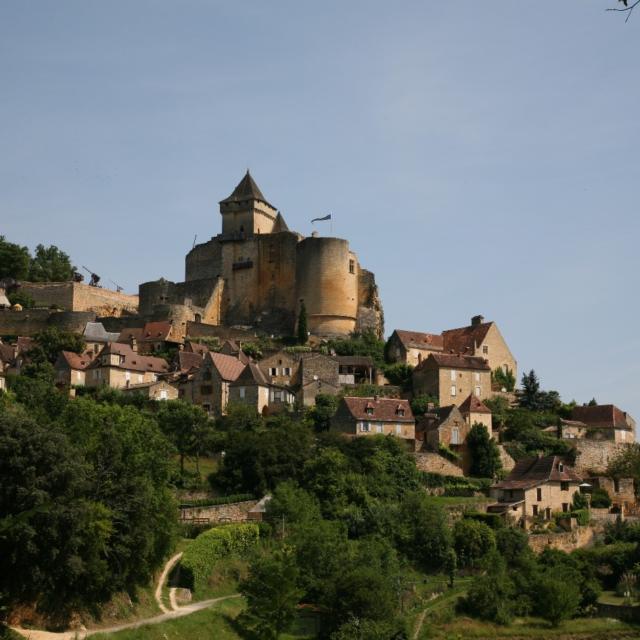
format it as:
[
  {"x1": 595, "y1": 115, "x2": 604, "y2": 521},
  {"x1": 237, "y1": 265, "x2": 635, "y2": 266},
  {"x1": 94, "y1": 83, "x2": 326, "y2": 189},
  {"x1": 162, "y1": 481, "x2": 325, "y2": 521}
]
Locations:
[
  {"x1": 387, "y1": 316, "x2": 516, "y2": 381},
  {"x1": 54, "y1": 350, "x2": 94, "y2": 387},
  {"x1": 121, "y1": 379, "x2": 179, "y2": 401},
  {"x1": 459, "y1": 394, "x2": 493, "y2": 433},
  {"x1": 571, "y1": 404, "x2": 636, "y2": 443},
  {"x1": 85, "y1": 342, "x2": 169, "y2": 389},
  {"x1": 229, "y1": 362, "x2": 295, "y2": 415},
  {"x1": 416, "y1": 405, "x2": 468, "y2": 452},
  {"x1": 412, "y1": 353, "x2": 492, "y2": 408},
  {"x1": 332, "y1": 396, "x2": 415, "y2": 441},
  {"x1": 488, "y1": 456, "x2": 583, "y2": 528}
]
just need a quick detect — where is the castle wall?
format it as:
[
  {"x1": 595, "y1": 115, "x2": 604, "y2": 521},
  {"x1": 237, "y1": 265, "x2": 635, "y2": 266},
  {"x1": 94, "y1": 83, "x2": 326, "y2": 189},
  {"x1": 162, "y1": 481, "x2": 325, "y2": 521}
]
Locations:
[
  {"x1": 185, "y1": 238, "x2": 223, "y2": 282},
  {"x1": 0, "y1": 309, "x2": 96, "y2": 336},
  {"x1": 296, "y1": 237, "x2": 358, "y2": 337},
  {"x1": 19, "y1": 282, "x2": 138, "y2": 316}
]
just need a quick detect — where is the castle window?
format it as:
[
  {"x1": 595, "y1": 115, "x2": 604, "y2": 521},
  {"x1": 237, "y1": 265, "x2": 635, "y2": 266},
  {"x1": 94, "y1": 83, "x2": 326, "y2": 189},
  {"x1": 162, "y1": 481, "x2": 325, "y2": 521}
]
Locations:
[{"x1": 349, "y1": 259, "x2": 355, "y2": 274}]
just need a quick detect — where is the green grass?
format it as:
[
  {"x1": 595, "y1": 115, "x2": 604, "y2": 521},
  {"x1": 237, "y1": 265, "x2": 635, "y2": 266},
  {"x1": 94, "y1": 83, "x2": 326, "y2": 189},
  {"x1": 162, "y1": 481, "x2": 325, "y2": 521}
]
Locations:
[
  {"x1": 598, "y1": 590, "x2": 640, "y2": 606},
  {"x1": 423, "y1": 495, "x2": 492, "y2": 506}
]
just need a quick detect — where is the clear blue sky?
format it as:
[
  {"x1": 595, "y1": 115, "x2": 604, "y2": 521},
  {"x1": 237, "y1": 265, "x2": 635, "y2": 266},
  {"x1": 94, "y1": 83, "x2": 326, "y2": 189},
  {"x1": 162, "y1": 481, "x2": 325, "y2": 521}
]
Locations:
[{"x1": 1, "y1": 1, "x2": 638, "y2": 418}]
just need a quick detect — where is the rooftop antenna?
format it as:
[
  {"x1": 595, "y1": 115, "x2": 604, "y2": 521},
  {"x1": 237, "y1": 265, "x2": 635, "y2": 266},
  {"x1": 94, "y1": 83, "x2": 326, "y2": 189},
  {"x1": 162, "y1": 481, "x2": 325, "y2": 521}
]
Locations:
[
  {"x1": 192, "y1": 234, "x2": 198, "y2": 249},
  {"x1": 110, "y1": 279, "x2": 123, "y2": 293}
]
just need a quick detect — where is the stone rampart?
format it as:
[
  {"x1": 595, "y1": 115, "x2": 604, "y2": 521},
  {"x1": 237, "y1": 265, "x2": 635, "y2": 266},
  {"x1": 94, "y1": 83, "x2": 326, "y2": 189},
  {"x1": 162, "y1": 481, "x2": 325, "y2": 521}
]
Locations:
[
  {"x1": 0, "y1": 309, "x2": 95, "y2": 336},
  {"x1": 572, "y1": 439, "x2": 630, "y2": 476},
  {"x1": 179, "y1": 500, "x2": 258, "y2": 524}
]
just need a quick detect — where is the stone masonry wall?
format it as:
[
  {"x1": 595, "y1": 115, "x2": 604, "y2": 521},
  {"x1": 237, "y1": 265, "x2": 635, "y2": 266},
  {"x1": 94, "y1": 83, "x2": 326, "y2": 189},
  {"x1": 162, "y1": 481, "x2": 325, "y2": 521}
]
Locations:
[
  {"x1": 0, "y1": 309, "x2": 95, "y2": 336},
  {"x1": 413, "y1": 452, "x2": 464, "y2": 476},
  {"x1": 572, "y1": 439, "x2": 630, "y2": 475},
  {"x1": 179, "y1": 500, "x2": 259, "y2": 524},
  {"x1": 527, "y1": 525, "x2": 596, "y2": 554}
]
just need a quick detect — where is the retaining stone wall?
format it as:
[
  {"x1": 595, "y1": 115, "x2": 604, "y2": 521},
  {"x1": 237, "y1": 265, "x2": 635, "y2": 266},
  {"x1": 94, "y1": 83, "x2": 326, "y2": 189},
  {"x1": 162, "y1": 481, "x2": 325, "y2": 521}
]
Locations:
[{"x1": 179, "y1": 500, "x2": 258, "y2": 524}]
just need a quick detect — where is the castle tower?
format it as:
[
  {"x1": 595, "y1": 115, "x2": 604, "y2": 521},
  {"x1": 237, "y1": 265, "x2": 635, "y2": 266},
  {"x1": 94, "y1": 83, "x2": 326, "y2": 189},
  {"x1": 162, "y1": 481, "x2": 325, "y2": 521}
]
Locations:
[{"x1": 219, "y1": 171, "x2": 279, "y2": 237}]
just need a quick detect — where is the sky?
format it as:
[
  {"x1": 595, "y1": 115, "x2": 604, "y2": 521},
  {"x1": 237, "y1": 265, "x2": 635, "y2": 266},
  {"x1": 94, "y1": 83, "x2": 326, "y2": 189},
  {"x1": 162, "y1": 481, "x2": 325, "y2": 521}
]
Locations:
[{"x1": 1, "y1": 1, "x2": 639, "y2": 418}]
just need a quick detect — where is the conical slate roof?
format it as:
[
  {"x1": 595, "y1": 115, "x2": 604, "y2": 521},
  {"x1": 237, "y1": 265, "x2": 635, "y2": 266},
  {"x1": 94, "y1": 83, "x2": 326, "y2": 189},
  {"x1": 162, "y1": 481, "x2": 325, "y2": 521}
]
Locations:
[{"x1": 220, "y1": 170, "x2": 273, "y2": 207}]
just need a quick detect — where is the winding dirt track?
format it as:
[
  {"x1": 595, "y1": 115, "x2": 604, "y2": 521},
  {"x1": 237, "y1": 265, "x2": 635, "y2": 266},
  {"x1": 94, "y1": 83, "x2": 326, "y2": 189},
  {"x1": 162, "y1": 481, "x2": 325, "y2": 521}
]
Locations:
[{"x1": 12, "y1": 553, "x2": 241, "y2": 640}]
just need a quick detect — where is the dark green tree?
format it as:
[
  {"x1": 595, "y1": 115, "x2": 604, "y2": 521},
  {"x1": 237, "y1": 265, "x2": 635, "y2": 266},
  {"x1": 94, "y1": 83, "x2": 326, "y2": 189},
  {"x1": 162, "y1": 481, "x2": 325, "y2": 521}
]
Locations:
[
  {"x1": 239, "y1": 547, "x2": 302, "y2": 640},
  {"x1": 0, "y1": 236, "x2": 31, "y2": 280},
  {"x1": 28, "y1": 244, "x2": 75, "y2": 282},
  {"x1": 33, "y1": 327, "x2": 86, "y2": 364},
  {"x1": 535, "y1": 573, "x2": 580, "y2": 626},
  {"x1": 453, "y1": 519, "x2": 496, "y2": 568},
  {"x1": 519, "y1": 370, "x2": 541, "y2": 410},
  {"x1": 492, "y1": 366, "x2": 515, "y2": 391},
  {"x1": 297, "y1": 300, "x2": 308, "y2": 345},
  {"x1": 467, "y1": 423, "x2": 502, "y2": 478},
  {"x1": 410, "y1": 394, "x2": 439, "y2": 416},
  {"x1": 307, "y1": 393, "x2": 339, "y2": 432}
]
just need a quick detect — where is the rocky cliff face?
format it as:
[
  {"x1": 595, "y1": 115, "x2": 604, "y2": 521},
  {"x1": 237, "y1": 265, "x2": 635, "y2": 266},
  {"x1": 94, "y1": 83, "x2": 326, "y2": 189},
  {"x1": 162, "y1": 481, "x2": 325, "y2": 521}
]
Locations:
[{"x1": 357, "y1": 269, "x2": 384, "y2": 338}]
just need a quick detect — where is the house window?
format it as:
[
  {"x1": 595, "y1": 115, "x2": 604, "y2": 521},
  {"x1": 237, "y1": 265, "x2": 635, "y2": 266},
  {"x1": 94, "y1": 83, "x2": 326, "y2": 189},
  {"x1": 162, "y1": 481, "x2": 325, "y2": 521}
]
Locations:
[
  {"x1": 159, "y1": 389, "x2": 167, "y2": 400},
  {"x1": 239, "y1": 387, "x2": 246, "y2": 399},
  {"x1": 125, "y1": 371, "x2": 130, "y2": 382},
  {"x1": 397, "y1": 408, "x2": 405, "y2": 417},
  {"x1": 561, "y1": 481, "x2": 569, "y2": 491},
  {"x1": 614, "y1": 479, "x2": 620, "y2": 493},
  {"x1": 450, "y1": 370, "x2": 457, "y2": 381},
  {"x1": 283, "y1": 367, "x2": 291, "y2": 376},
  {"x1": 138, "y1": 374, "x2": 143, "y2": 383},
  {"x1": 475, "y1": 386, "x2": 481, "y2": 397},
  {"x1": 474, "y1": 372, "x2": 480, "y2": 382},
  {"x1": 532, "y1": 505, "x2": 538, "y2": 516},
  {"x1": 396, "y1": 424, "x2": 402, "y2": 435},
  {"x1": 376, "y1": 424, "x2": 383, "y2": 434},
  {"x1": 366, "y1": 407, "x2": 374, "y2": 416},
  {"x1": 537, "y1": 488, "x2": 542, "y2": 501},
  {"x1": 482, "y1": 345, "x2": 489, "y2": 354},
  {"x1": 558, "y1": 463, "x2": 564, "y2": 472},
  {"x1": 269, "y1": 367, "x2": 278, "y2": 376},
  {"x1": 202, "y1": 403, "x2": 211, "y2": 413},
  {"x1": 349, "y1": 259, "x2": 355, "y2": 274},
  {"x1": 562, "y1": 503, "x2": 569, "y2": 513},
  {"x1": 203, "y1": 370, "x2": 212, "y2": 381},
  {"x1": 361, "y1": 422, "x2": 370, "y2": 432},
  {"x1": 451, "y1": 427, "x2": 460, "y2": 445},
  {"x1": 450, "y1": 385, "x2": 456, "y2": 397}
]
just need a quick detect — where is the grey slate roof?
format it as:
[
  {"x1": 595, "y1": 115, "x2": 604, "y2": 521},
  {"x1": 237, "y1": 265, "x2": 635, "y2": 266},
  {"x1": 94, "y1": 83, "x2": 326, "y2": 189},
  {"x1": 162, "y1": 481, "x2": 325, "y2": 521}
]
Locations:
[
  {"x1": 220, "y1": 170, "x2": 273, "y2": 208},
  {"x1": 83, "y1": 322, "x2": 120, "y2": 343}
]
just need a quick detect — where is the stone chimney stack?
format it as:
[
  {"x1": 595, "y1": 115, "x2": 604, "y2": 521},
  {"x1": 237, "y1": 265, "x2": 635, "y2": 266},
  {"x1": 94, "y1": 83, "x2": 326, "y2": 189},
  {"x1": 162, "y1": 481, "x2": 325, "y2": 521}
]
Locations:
[
  {"x1": 130, "y1": 336, "x2": 138, "y2": 353},
  {"x1": 471, "y1": 315, "x2": 484, "y2": 326}
]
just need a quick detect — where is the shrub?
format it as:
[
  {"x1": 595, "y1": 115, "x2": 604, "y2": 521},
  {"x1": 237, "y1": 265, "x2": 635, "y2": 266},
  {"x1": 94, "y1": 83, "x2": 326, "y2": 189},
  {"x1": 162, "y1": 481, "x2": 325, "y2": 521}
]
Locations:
[
  {"x1": 591, "y1": 487, "x2": 612, "y2": 508},
  {"x1": 535, "y1": 573, "x2": 580, "y2": 626},
  {"x1": 464, "y1": 511, "x2": 505, "y2": 530},
  {"x1": 179, "y1": 493, "x2": 255, "y2": 508},
  {"x1": 438, "y1": 443, "x2": 461, "y2": 462},
  {"x1": 180, "y1": 523, "x2": 260, "y2": 591},
  {"x1": 571, "y1": 509, "x2": 590, "y2": 526},
  {"x1": 453, "y1": 519, "x2": 496, "y2": 568}
]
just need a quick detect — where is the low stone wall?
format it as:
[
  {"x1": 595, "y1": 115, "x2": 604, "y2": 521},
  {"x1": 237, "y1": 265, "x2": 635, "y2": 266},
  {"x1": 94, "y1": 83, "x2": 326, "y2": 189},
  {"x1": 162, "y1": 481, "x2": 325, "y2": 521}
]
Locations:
[
  {"x1": 572, "y1": 439, "x2": 630, "y2": 476},
  {"x1": 179, "y1": 500, "x2": 258, "y2": 524},
  {"x1": 527, "y1": 525, "x2": 596, "y2": 553},
  {"x1": 413, "y1": 452, "x2": 464, "y2": 476},
  {"x1": 0, "y1": 309, "x2": 95, "y2": 336},
  {"x1": 595, "y1": 602, "x2": 640, "y2": 622}
]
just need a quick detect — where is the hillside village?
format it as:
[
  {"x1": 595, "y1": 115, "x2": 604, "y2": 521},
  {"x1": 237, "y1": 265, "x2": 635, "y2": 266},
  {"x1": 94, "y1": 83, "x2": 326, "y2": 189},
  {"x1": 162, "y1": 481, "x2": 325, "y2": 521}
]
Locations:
[{"x1": 1, "y1": 173, "x2": 640, "y2": 639}]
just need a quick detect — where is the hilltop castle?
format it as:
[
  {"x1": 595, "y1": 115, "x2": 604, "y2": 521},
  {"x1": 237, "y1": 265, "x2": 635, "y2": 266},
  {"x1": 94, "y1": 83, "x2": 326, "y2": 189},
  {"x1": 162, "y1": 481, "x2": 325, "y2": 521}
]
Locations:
[{"x1": 138, "y1": 171, "x2": 384, "y2": 338}]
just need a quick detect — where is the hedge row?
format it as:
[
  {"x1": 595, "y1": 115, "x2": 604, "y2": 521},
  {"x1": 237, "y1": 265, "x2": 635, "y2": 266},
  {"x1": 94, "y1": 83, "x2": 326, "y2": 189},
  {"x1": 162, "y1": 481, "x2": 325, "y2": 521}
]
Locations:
[
  {"x1": 421, "y1": 472, "x2": 492, "y2": 494},
  {"x1": 180, "y1": 523, "x2": 260, "y2": 592},
  {"x1": 179, "y1": 493, "x2": 255, "y2": 508}
]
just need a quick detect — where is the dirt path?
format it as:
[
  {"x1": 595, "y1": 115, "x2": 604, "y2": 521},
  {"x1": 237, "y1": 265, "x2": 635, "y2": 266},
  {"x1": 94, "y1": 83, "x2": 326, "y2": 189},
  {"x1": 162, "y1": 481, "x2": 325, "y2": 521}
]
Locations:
[{"x1": 11, "y1": 552, "x2": 241, "y2": 640}]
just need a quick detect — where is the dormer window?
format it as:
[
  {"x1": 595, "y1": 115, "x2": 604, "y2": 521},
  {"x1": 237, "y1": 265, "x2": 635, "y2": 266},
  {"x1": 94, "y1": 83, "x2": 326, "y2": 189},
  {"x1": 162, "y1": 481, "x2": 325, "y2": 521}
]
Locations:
[
  {"x1": 365, "y1": 406, "x2": 374, "y2": 416},
  {"x1": 558, "y1": 463, "x2": 564, "y2": 473},
  {"x1": 397, "y1": 408, "x2": 405, "y2": 417}
]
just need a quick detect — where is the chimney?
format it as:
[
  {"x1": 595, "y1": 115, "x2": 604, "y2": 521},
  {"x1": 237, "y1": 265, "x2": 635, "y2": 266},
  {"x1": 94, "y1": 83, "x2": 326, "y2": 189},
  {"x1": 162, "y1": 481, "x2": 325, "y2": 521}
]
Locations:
[
  {"x1": 471, "y1": 315, "x2": 484, "y2": 326},
  {"x1": 374, "y1": 394, "x2": 379, "y2": 402},
  {"x1": 130, "y1": 336, "x2": 138, "y2": 353}
]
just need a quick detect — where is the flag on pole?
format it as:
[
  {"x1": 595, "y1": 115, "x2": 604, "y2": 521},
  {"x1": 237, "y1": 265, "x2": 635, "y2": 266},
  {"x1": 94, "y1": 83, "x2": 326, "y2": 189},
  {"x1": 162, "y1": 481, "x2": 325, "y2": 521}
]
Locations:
[{"x1": 311, "y1": 214, "x2": 331, "y2": 223}]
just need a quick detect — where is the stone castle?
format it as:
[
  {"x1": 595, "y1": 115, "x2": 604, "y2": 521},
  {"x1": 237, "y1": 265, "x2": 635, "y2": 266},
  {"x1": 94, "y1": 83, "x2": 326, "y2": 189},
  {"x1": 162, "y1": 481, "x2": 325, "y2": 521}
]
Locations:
[{"x1": 138, "y1": 171, "x2": 384, "y2": 338}]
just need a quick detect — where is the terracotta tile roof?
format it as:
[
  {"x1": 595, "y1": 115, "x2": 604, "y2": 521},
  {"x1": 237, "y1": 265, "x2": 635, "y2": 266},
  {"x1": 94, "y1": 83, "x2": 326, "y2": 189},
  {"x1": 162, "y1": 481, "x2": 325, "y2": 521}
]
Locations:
[
  {"x1": 442, "y1": 322, "x2": 493, "y2": 354},
  {"x1": 59, "y1": 350, "x2": 94, "y2": 370},
  {"x1": 117, "y1": 327, "x2": 144, "y2": 343},
  {"x1": 177, "y1": 351, "x2": 203, "y2": 373},
  {"x1": 142, "y1": 321, "x2": 174, "y2": 341},
  {"x1": 393, "y1": 330, "x2": 444, "y2": 351},
  {"x1": 184, "y1": 341, "x2": 209, "y2": 356},
  {"x1": 459, "y1": 394, "x2": 491, "y2": 414},
  {"x1": 417, "y1": 353, "x2": 490, "y2": 371},
  {"x1": 341, "y1": 396, "x2": 414, "y2": 423},
  {"x1": 336, "y1": 355, "x2": 374, "y2": 367},
  {"x1": 208, "y1": 352, "x2": 246, "y2": 382},
  {"x1": 88, "y1": 342, "x2": 169, "y2": 374},
  {"x1": 0, "y1": 343, "x2": 16, "y2": 364},
  {"x1": 493, "y1": 456, "x2": 582, "y2": 490},
  {"x1": 571, "y1": 404, "x2": 633, "y2": 430},
  {"x1": 231, "y1": 362, "x2": 270, "y2": 387}
]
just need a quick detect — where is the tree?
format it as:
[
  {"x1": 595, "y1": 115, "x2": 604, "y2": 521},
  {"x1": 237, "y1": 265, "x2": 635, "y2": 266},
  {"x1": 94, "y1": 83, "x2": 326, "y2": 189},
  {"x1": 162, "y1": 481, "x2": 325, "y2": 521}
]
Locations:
[
  {"x1": 608, "y1": 443, "x2": 640, "y2": 493},
  {"x1": 0, "y1": 236, "x2": 31, "y2": 280},
  {"x1": 608, "y1": 0, "x2": 640, "y2": 22},
  {"x1": 536, "y1": 573, "x2": 580, "y2": 626},
  {"x1": 32, "y1": 327, "x2": 86, "y2": 364},
  {"x1": 519, "y1": 370, "x2": 541, "y2": 410},
  {"x1": 381, "y1": 363, "x2": 413, "y2": 390},
  {"x1": 467, "y1": 423, "x2": 502, "y2": 478},
  {"x1": 453, "y1": 519, "x2": 496, "y2": 568},
  {"x1": 156, "y1": 400, "x2": 212, "y2": 475},
  {"x1": 28, "y1": 244, "x2": 75, "y2": 282},
  {"x1": 307, "y1": 393, "x2": 339, "y2": 432},
  {"x1": 410, "y1": 394, "x2": 439, "y2": 416},
  {"x1": 297, "y1": 300, "x2": 308, "y2": 345},
  {"x1": 239, "y1": 547, "x2": 302, "y2": 639}
]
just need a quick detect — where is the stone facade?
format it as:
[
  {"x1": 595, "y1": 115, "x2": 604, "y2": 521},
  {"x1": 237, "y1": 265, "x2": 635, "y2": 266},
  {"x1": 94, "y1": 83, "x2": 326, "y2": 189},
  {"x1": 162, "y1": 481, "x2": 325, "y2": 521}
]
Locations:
[
  {"x1": 589, "y1": 476, "x2": 636, "y2": 510},
  {"x1": 527, "y1": 526, "x2": 596, "y2": 554},
  {"x1": 138, "y1": 172, "x2": 383, "y2": 338},
  {"x1": 413, "y1": 452, "x2": 464, "y2": 476},
  {"x1": 571, "y1": 439, "x2": 630, "y2": 476},
  {"x1": 0, "y1": 309, "x2": 96, "y2": 337}
]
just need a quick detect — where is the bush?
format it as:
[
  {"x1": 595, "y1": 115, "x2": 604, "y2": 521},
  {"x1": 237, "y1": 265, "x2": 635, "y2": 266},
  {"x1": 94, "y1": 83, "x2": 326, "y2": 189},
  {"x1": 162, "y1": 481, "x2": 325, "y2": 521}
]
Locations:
[
  {"x1": 535, "y1": 573, "x2": 580, "y2": 626},
  {"x1": 571, "y1": 509, "x2": 590, "y2": 526},
  {"x1": 438, "y1": 443, "x2": 461, "y2": 462},
  {"x1": 591, "y1": 487, "x2": 612, "y2": 508},
  {"x1": 453, "y1": 519, "x2": 496, "y2": 568},
  {"x1": 464, "y1": 511, "x2": 505, "y2": 530},
  {"x1": 180, "y1": 523, "x2": 260, "y2": 591}
]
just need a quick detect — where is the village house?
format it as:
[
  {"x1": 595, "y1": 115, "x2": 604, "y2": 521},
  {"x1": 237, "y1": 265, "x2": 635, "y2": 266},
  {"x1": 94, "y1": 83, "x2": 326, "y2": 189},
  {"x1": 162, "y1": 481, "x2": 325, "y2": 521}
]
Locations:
[
  {"x1": 121, "y1": 379, "x2": 179, "y2": 401},
  {"x1": 571, "y1": 404, "x2": 636, "y2": 443},
  {"x1": 587, "y1": 476, "x2": 636, "y2": 512},
  {"x1": 294, "y1": 352, "x2": 340, "y2": 406},
  {"x1": 412, "y1": 353, "x2": 492, "y2": 408},
  {"x1": 84, "y1": 342, "x2": 169, "y2": 389},
  {"x1": 459, "y1": 393, "x2": 493, "y2": 433},
  {"x1": 416, "y1": 404, "x2": 468, "y2": 452},
  {"x1": 229, "y1": 362, "x2": 295, "y2": 415},
  {"x1": 487, "y1": 455, "x2": 583, "y2": 529},
  {"x1": 117, "y1": 321, "x2": 183, "y2": 355},
  {"x1": 332, "y1": 396, "x2": 415, "y2": 440},
  {"x1": 182, "y1": 351, "x2": 246, "y2": 416},
  {"x1": 82, "y1": 321, "x2": 120, "y2": 357},
  {"x1": 387, "y1": 316, "x2": 517, "y2": 381},
  {"x1": 219, "y1": 339, "x2": 250, "y2": 363},
  {"x1": 259, "y1": 350, "x2": 298, "y2": 388},
  {"x1": 54, "y1": 350, "x2": 94, "y2": 387},
  {"x1": 337, "y1": 355, "x2": 375, "y2": 385}
]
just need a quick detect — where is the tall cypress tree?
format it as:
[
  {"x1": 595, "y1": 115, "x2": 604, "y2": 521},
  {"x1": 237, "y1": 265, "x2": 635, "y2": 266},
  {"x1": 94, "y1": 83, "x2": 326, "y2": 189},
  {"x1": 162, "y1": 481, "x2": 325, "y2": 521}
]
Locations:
[{"x1": 297, "y1": 300, "x2": 308, "y2": 345}]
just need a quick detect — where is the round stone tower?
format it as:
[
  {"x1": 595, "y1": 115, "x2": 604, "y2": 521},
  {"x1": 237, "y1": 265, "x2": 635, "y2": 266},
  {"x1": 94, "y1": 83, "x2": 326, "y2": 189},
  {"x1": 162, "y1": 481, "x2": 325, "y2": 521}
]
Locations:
[{"x1": 296, "y1": 236, "x2": 358, "y2": 337}]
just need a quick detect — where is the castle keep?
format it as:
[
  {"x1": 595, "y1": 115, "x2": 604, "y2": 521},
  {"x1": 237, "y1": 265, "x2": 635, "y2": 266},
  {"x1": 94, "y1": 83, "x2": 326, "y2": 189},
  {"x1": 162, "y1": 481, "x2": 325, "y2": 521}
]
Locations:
[{"x1": 139, "y1": 172, "x2": 383, "y2": 338}]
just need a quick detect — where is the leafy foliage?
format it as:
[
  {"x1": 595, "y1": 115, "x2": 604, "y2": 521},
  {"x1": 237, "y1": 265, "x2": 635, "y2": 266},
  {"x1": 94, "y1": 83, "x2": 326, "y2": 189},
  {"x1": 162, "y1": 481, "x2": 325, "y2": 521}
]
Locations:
[
  {"x1": 492, "y1": 366, "x2": 516, "y2": 391},
  {"x1": 453, "y1": 518, "x2": 496, "y2": 568},
  {"x1": 466, "y1": 423, "x2": 502, "y2": 478},
  {"x1": 297, "y1": 300, "x2": 308, "y2": 345},
  {"x1": 410, "y1": 393, "x2": 439, "y2": 416},
  {"x1": 28, "y1": 244, "x2": 75, "y2": 282},
  {"x1": 380, "y1": 362, "x2": 413, "y2": 390},
  {"x1": 324, "y1": 330, "x2": 385, "y2": 367},
  {"x1": 0, "y1": 236, "x2": 31, "y2": 280},
  {"x1": 181, "y1": 524, "x2": 260, "y2": 592}
]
